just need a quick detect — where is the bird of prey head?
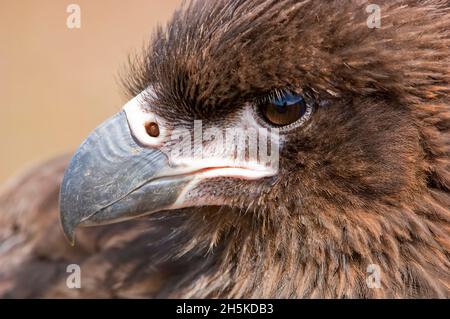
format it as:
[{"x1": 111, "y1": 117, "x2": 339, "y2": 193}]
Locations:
[{"x1": 59, "y1": 0, "x2": 450, "y2": 297}]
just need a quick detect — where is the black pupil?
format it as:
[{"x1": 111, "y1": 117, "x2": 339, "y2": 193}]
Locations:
[{"x1": 261, "y1": 97, "x2": 306, "y2": 126}]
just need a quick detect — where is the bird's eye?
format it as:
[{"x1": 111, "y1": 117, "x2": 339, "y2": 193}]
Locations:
[{"x1": 257, "y1": 91, "x2": 312, "y2": 128}]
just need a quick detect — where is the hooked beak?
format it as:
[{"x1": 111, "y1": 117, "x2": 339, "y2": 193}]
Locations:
[{"x1": 60, "y1": 93, "x2": 277, "y2": 244}]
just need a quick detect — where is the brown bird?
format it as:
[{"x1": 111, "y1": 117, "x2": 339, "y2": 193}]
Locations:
[{"x1": 0, "y1": 0, "x2": 449, "y2": 298}]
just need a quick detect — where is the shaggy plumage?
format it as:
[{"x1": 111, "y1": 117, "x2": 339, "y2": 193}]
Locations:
[{"x1": 0, "y1": 0, "x2": 449, "y2": 298}]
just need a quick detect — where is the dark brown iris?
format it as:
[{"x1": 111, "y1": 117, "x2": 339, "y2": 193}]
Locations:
[{"x1": 260, "y1": 93, "x2": 307, "y2": 127}]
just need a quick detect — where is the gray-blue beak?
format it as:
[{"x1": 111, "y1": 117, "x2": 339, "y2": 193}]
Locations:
[{"x1": 59, "y1": 111, "x2": 191, "y2": 244}]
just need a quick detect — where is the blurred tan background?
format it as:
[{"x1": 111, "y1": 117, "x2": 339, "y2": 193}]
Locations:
[{"x1": 0, "y1": 0, "x2": 182, "y2": 183}]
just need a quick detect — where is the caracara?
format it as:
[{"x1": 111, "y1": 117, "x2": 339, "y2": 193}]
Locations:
[{"x1": 0, "y1": 0, "x2": 449, "y2": 298}]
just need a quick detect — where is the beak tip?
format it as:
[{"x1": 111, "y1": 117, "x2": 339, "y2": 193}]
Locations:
[
  {"x1": 59, "y1": 188, "x2": 77, "y2": 245},
  {"x1": 61, "y1": 216, "x2": 77, "y2": 246}
]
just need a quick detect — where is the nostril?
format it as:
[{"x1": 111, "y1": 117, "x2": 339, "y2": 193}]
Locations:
[{"x1": 145, "y1": 122, "x2": 160, "y2": 138}]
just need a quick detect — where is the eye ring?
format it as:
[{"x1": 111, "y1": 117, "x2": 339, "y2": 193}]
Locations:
[{"x1": 253, "y1": 90, "x2": 314, "y2": 131}]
